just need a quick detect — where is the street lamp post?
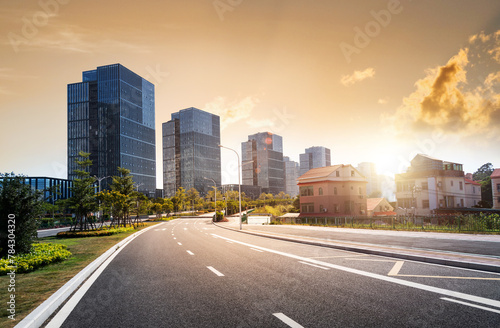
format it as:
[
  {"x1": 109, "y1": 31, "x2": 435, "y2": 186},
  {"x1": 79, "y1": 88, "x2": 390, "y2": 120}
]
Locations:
[
  {"x1": 218, "y1": 144, "x2": 242, "y2": 230},
  {"x1": 203, "y1": 177, "x2": 217, "y2": 220},
  {"x1": 94, "y1": 176, "x2": 110, "y2": 227}
]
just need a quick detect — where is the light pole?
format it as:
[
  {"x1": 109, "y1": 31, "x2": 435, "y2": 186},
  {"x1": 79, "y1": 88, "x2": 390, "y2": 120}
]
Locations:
[
  {"x1": 94, "y1": 176, "x2": 110, "y2": 226},
  {"x1": 218, "y1": 144, "x2": 242, "y2": 230},
  {"x1": 204, "y1": 177, "x2": 217, "y2": 220}
]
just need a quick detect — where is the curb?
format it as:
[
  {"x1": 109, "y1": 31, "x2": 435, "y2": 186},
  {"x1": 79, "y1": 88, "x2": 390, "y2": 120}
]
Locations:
[
  {"x1": 15, "y1": 223, "x2": 160, "y2": 328},
  {"x1": 213, "y1": 223, "x2": 500, "y2": 274}
]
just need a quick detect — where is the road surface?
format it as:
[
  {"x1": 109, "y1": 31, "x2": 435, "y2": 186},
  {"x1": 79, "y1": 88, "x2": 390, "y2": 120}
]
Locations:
[{"x1": 46, "y1": 218, "x2": 500, "y2": 327}]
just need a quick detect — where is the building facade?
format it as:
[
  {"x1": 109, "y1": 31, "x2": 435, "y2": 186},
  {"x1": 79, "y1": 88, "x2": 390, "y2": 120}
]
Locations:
[
  {"x1": 241, "y1": 132, "x2": 285, "y2": 195},
  {"x1": 492, "y1": 169, "x2": 500, "y2": 210},
  {"x1": 366, "y1": 198, "x2": 395, "y2": 217},
  {"x1": 464, "y1": 178, "x2": 481, "y2": 208},
  {"x1": 299, "y1": 146, "x2": 331, "y2": 176},
  {"x1": 297, "y1": 164, "x2": 367, "y2": 216},
  {"x1": 68, "y1": 64, "x2": 156, "y2": 196},
  {"x1": 283, "y1": 156, "x2": 300, "y2": 197},
  {"x1": 163, "y1": 107, "x2": 221, "y2": 197},
  {"x1": 395, "y1": 154, "x2": 478, "y2": 215}
]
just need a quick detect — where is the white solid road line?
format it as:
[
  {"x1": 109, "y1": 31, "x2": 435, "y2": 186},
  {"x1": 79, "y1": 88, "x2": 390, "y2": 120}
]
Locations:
[
  {"x1": 441, "y1": 298, "x2": 500, "y2": 314},
  {"x1": 250, "y1": 248, "x2": 264, "y2": 252},
  {"x1": 211, "y1": 233, "x2": 500, "y2": 310},
  {"x1": 186, "y1": 250, "x2": 194, "y2": 255},
  {"x1": 299, "y1": 261, "x2": 330, "y2": 270},
  {"x1": 177, "y1": 242, "x2": 182, "y2": 246},
  {"x1": 273, "y1": 313, "x2": 305, "y2": 328},
  {"x1": 207, "y1": 266, "x2": 225, "y2": 277}
]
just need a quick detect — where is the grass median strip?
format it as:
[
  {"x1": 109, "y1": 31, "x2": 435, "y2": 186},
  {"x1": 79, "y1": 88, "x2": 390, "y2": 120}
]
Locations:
[{"x1": 0, "y1": 222, "x2": 159, "y2": 328}]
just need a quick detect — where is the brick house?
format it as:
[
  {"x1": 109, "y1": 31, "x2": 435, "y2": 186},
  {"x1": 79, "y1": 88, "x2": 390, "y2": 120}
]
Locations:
[{"x1": 298, "y1": 164, "x2": 367, "y2": 216}]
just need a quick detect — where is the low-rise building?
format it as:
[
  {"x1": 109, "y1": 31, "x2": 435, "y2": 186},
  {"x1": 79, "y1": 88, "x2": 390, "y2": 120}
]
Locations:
[
  {"x1": 366, "y1": 198, "x2": 395, "y2": 217},
  {"x1": 492, "y1": 169, "x2": 500, "y2": 210},
  {"x1": 297, "y1": 164, "x2": 367, "y2": 216},
  {"x1": 464, "y1": 179, "x2": 481, "y2": 208},
  {"x1": 395, "y1": 154, "x2": 477, "y2": 216}
]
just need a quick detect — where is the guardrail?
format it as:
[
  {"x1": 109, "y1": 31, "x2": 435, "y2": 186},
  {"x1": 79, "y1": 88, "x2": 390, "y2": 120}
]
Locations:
[{"x1": 273, "y1": 214, "x2": 500, "y2": 233}]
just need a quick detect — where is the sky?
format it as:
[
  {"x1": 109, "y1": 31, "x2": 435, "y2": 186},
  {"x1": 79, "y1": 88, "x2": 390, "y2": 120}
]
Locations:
[{"x1": 1, "y1": 0, "x2": 499, "y2": 190}]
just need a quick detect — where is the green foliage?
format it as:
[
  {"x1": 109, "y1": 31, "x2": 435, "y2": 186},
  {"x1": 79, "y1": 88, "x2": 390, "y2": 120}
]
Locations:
[
  {"x1": 0, "y1": 173, "x2": 43, "y2": 257},
  {"x1": 215, "y1": 211, "x2": 225, "y2": 222},
  {"x1": 0, "y1": 243, "x2": 71, "y2": 275},
  {"x1": 56, "y1": 226, "x2": 135, "y2": 238},
  {"x1": 252, "y1": 204, "x2": 294, "y2": 217},
  {"x1": 473, "y1": 163, "x2": 494, "y2": 181}
]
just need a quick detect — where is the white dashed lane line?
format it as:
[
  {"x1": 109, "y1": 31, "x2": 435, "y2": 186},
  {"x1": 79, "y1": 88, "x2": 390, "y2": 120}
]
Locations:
[
  {"x1": 207, "y1": 266, "x2": 225, "y2": 277},
  {"x1": 273, "y1": 313, "x2": 304, "y2": 328}
]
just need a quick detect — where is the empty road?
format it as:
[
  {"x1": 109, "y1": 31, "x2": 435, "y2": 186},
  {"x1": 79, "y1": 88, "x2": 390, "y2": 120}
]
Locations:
[{"x1": 46, "y1": 218, "x2": 500, "y2": 327}]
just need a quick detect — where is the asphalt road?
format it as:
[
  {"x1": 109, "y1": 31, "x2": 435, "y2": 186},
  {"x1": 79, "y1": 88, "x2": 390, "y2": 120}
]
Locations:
[{"x1": 47, "y1": 218, "x2": 500, "y2": 327}]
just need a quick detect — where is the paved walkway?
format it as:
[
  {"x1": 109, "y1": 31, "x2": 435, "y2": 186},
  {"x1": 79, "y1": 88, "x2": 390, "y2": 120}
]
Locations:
[{"x1": 216, "y1": 217, "x2": 500, "y2": 273}]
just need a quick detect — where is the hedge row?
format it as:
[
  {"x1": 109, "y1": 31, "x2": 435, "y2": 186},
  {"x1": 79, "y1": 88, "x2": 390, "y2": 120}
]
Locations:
[
  {"x1": 0, "y1": 243, "x2": 72, "y2": 275},
  {"x1": 56, "y1": 226, "x2": 135, "y2": 238}
]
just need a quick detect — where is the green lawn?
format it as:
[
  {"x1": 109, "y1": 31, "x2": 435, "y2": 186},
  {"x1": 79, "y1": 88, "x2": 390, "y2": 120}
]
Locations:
[{"x1": 0, "y1": 222, "x2": 159, "y2": 328}]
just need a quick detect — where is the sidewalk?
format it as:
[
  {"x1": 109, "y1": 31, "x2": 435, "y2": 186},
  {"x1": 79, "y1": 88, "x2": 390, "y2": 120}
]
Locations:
[{"x1": 215, "y1": 217, "x2": 500, "y2": 273}]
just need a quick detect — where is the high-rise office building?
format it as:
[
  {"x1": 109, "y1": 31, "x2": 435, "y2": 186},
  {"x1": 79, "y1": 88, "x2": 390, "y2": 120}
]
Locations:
[
  {"x1": 242, "y1": 132, "x2": 285, "y2": 195},
  {"x1": 67, "y1": 64, "x2": 156, "y2": 196},
  {"x1": 163, "y1": 107, "x2": 221, "y2": 197},
  {"x1": 299, "y1": 146, "x2": 331, "y2": 176},
  {"x1": 283, "y1": 156, "x2": 300, "y2": 197}
]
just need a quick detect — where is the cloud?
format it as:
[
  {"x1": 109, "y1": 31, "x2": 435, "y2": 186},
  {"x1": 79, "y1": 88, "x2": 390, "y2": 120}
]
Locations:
[
  {"x1": 340, "y1": 67, "x2": 375, "y2": 86},
  {"x1": 204, "y1": 96, "x2": 260, "y2": 130},
  {"x1": 378, "y1": 97, "x2": 389, "y2": 105},
  {"x1": 384, "y1": 30, "x2": 500, "y2": 139}
]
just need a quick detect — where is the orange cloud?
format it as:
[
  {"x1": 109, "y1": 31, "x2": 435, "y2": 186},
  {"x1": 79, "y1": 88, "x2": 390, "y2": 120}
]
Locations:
[{"x1": 340, "y1": 67, "x2": 375, "y2": 86}]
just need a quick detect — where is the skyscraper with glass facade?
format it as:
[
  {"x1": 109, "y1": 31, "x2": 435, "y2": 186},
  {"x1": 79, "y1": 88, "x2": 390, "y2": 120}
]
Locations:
[
  {"x1": 67, "y1": 64, "x2": 156, "y2": 196},
  {"x1": 242, "y1": 132, "x2": 285, "y2": 195},
  {"x1": 299, "y1": 146, "x2": 331, "y2": 176},
  {"x1": 163, "y1": 107, "x2": 221, "y2": 197},
  {"x1": 283, "y1": 156, "x2": 300, "y2": 197}
]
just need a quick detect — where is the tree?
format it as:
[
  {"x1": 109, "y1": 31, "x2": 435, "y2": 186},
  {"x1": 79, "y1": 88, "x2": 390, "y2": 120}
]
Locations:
[
  {"x1": 0, "y1": 173, "x2": 43, "y2": 257},
  {"x1": 44, "y1": 184, "x2": 61, "y2": 219},
  {"x1": 109, "y1": 167, "x2": 135, "y2": 227},
  {"x1": 67, "y1": 152, "x2": 98, "y2": 231},
  {"x1": 473, "y1": 163, "x2": 494, "y2": 208},
  {"x1": 162, "y1": 198, "x2": 174, "y2": 216},
  {"x1": 131, "y1": 192, "x2": 149, "y2": 226},
  {"x1": 186, "y1": 188, "x2": 200, "y2": 212},
  {"x1": 175, "y1": 187, "x2": 187, "y2": 212}
]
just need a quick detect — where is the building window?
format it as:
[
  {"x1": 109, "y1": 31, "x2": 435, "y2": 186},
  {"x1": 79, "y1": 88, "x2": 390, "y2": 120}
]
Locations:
[
  {"x1": 460, "y1": 199, "x2": 464, "y2": 207},
  {"x1": 497, "y1": 184, "x2": 500, "y2": 192},
  {"x1": 351, "y1": 170, "x2": 355, "y2": 177},
  {"x1": 318, "y1": 187, "x2": 323, "y2": 195},
  {"x1": 422, "y1": 200, "x2": 429, "y2": 208},
  {"x1": 334, "y1": 187, "x2": 337, "y2": 195},
  {"x1": 358, "y1": 187, "x2": 362, "y2": 195},
  {"x1": 421, "y1": 182, "x2": 428, "y2": 190},
  {"x1": 473, "y1": 186, "x2": 476, "y2": 194},
  {"x1": 301, "y1": 203, "x2": 315, "y2": 213},
  {"x1": 336, "y1": 171, "x2": 340, "y2": 177},
  {"x1": 334, "y1": 204, "x2": 339, "y2": 213},
  {"x1": 300, "y1": 186, "x2": 314, "y2": 196},
  {"x1": 459, "y1": 181, "x2": 463, "y2": 190},
  {"x1": 319, "y1": 205, "x2": 324, "y2": 212},
  {"x1": 451, "y1": 180, "x2": 454, "y2": 187}
]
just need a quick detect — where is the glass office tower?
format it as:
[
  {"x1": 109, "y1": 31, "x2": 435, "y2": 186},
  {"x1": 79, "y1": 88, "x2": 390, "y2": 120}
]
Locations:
[
  {"x1": 242, "y1": 132, "x2": 285, "y2": 195},
  {"x1": 299, "y1": 146, "x2": 331, "y2": 176},
  {"x1": 67, "y1": 64, "x2": 156, "y2": 196},
  {"x1": 163, "y1": 107, "x2": 221, "y2": 197}
]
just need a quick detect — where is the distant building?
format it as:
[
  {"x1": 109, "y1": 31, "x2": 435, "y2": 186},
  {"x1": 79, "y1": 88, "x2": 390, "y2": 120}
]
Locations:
[
  {"x1": 162, "y1": 107, "x2": 221, "y2": 197},
  {"x1": 299, "y1": 146, "x2": 331, "y2": 176},
  {"x1": 297, "y1": 164, "x2": 367, "y2": 216},
  {"x1": 492, "y1": 169, "x2": 500, "y2": 209},
  {"x1": 283, "y1": 156, "x2": 299, "y2": 197},
  {"x1": 464, "y1": 179, "x2": 481, "y2": 207},
  {"x1": 356, "y1": 162, "x2": 382, "y2": 197},
  {"x1": 67, "y1": 64, "x2": 156, "y2": 197},
  {"x1": 0, "y1": 176, "x2": 73, "y2": 201},
  {"x1": 241, "y1": 132, "x2": 285, "y2": 195},
  {"x1": 395, "y1": 154, "x2": 478, "y2": 215},
  {"x1": 221, "y1": 184, "x2": 262, "y2": 200},
  {"x1": 366, "y1": 198, "x2": 395, "y2": 217}
]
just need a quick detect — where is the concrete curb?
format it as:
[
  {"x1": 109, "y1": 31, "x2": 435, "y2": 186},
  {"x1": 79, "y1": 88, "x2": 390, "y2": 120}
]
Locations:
[
  {"x1": 15, "y1": 223, "x2": 160, "y2": 328},
  {"x1": 213, "y1": 223, "x2": 500, "y2": 273}
]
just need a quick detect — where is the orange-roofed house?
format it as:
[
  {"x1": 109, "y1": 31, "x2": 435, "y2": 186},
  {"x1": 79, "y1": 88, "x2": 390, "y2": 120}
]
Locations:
[
  {"x1": 492, "y1": 169, "x2": 500, "y2": 210},
  {"x1": 297, "y1": 164, "x2": 367, "y2": 217},
  {"x1": 366, "y1": 198, "x2": 396, "y2": 217}
]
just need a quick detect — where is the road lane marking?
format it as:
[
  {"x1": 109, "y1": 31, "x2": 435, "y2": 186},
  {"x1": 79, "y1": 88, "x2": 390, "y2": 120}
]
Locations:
[
  {"x1": 184, "y1": 228, "x2": 187, "y2": 230},
  {"x1": 207, "y1": 266, "x2": 225, "y2": 277},
  {"x1": 388, "y1": 261, "x2": 405, "y2": 276},
  {"x1": 186, "y1": 251, "x2": 194, "y2": 255},
  {"x1": 226, "y1": 240, "x2": 233, "y2": 244},
  {"x1": 211, "y1": 233, "x2": 500, "y2": 310},
  {"x1": 299, "y1": 261, "x2": 330, "y2": 270},
  {"x1": 173, "y1": 237, "x2": 176, "y2": 240},
  {"x1": 441, "y1": 298, "x2": 500, "y2": 314},
  {"x1": 177, "y1": 242, "x2": 182, "y2": 246},
  {"x1": 310, "y1": 254, "x2": 366, "y2": 259},
  {"x1": 273, "y1": 313, "x2": 304, "y2": 328},
  {"x1": 162, "y1": 228, "x2": 166, "y2": 231},
  {"x1": 250, "y1": 248, "x2": 264, "y2": 252}
]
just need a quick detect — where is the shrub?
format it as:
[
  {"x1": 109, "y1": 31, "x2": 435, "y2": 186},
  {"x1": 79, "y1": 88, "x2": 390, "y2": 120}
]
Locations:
[
  {"x1": 56, "y1": 226, "x2": 135, "y2": 238},
  {"x1": 0, "y1": 243, "x2": 72, "y2": 275}
]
